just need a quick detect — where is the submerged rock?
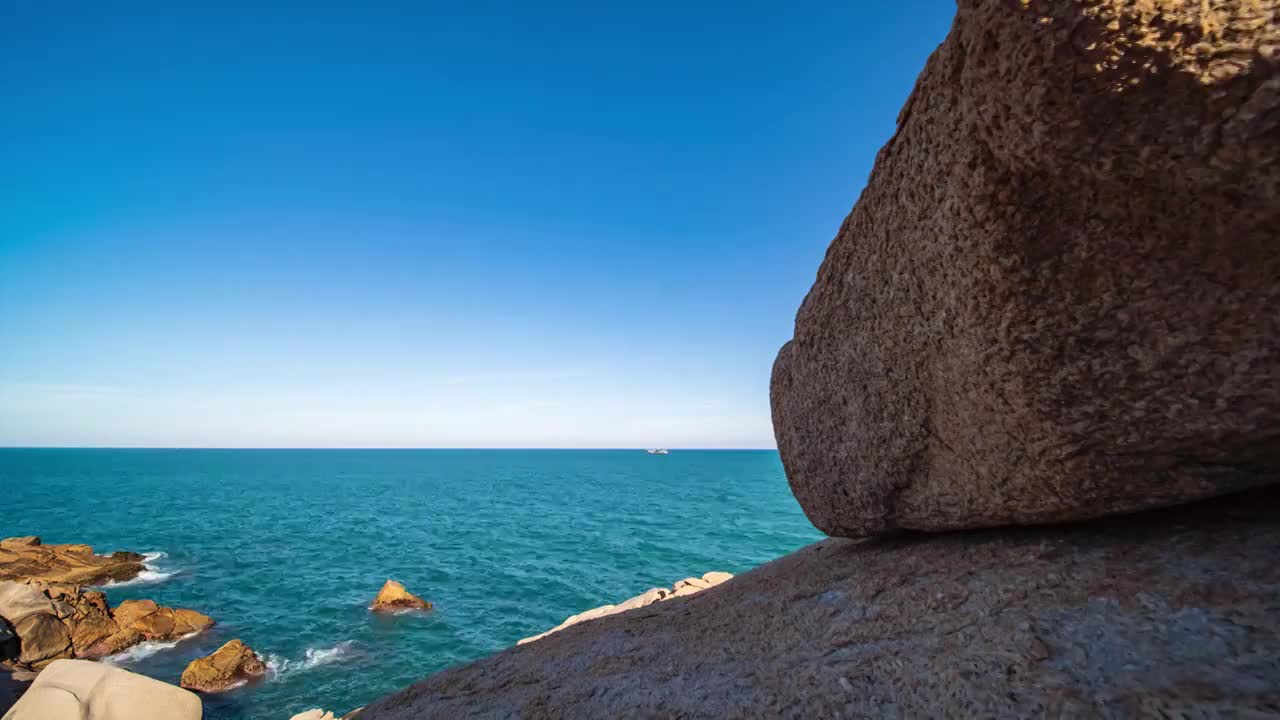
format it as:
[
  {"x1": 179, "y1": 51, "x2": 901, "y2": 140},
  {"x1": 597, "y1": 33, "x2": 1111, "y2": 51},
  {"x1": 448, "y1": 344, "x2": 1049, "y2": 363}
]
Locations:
[
  {"x1": 179, "y1": 639, "x2": 267, "y2": 693},
  {"x1": 770, "y1": 0, "x2": 1280, "y2": 537},
  {"x1": 369, "y1": 580, "x2": 431, "y2": 613},
  {"x1": 358, "y1": 488, "x2": 1280, "y2": 718},
  {"x1": 0, "y1": 537, "x2": 145, "y2": 586},
  {"x1": 518, "y1": 571, "x2": 732, "y2": 645},
  {"x1": 2, "y1": 659, "x2": 200, "y2": 720}
]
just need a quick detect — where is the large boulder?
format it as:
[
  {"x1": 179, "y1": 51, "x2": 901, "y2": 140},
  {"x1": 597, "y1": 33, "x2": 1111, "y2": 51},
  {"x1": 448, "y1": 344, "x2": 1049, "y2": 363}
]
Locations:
[
  {"x1": 1, "y1": 659, "x2": 201, "y2": 720},
  {"x1": 0, "y1": 538, "x2": 144, "y2": 586},
  {"x1": 369, "y1": 580, "x2": 432, "y2": 613},
  {"x1": 356, "y1": 487, "x2": 1280, "y2": 718},
  {"x1": 770, "y1": 0, "x2": 1280, "y2": 537},
  {"x1": 179, "y1": 639, "x2": 266, "y2": 693}
]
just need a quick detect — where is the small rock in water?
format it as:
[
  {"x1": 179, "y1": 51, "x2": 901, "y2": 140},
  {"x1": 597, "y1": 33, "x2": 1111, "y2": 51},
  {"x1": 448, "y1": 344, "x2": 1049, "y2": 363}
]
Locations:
[
  {"x1": 179, "y1": 638, "x2": 267, "y2": 693},
  {"x1": 369, "y1": 579, "x2": 432, "y2": 613}
]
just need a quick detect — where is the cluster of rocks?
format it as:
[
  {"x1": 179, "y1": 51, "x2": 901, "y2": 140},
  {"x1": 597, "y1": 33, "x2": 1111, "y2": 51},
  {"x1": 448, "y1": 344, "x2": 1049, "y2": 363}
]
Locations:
[
  {"x1": 0, "y1": 537, "x2": 144, "y2": 587},
  {"x1": 518, "y1": 571, "x2": 732, "y2": 645},
  {"x1": 0, "y1": 565, "x2": 431, "y2": 717},
  {"x1": 0, "y1": 579, "x2": 213, "y2": 671},
  {"x1": 355, "y1": 0, "x2": 1280, "y2": 717}
]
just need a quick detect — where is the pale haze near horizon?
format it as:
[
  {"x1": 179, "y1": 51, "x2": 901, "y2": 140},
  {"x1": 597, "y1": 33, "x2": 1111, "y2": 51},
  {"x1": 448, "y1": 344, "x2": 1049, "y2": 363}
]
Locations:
[{"x1": 0, "y1": 2, "x2": 954, "y2": 448}]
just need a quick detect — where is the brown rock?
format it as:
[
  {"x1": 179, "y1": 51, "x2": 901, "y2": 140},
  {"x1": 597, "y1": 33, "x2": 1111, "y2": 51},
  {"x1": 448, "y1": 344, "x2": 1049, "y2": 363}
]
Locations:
[
  {"x1": 12, "y1": 613, "x2": 71, "y2": 669},
  {"x1": 179, "y1": 639, "x2": 267, "y2": 693},
  {"x1": 0, "y1": 537, "x2": 145, "y2": 586},
  {"x1": 358, "y1": 488, "x2": 1280, "y2": 719},
  {"x1": 369, "y1": 580, "x2": 432, "y2": 612},
  {"x1": 90, "y1": 599, "x2": 214, "y2": 658},
  {"x1": 770, "y1": 0, "x2": 1280, "y2": 537}
]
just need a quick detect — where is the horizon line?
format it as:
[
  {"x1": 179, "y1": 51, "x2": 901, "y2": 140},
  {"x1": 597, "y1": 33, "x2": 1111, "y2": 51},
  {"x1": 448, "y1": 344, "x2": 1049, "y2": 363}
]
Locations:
[{"x1": 0, "y1": 446, "x2": 780, "y2": 451}]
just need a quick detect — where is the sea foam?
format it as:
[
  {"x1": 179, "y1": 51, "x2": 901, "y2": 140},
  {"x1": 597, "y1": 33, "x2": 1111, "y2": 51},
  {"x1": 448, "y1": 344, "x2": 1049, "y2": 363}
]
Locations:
[
  {"x1": 266, "y1": 641, "x2": 359, "y2": 679},
  {"x1": 98, "y1": 550, "x2": 175, "y2": 587},
  {"x1": 102, "y1": 630, "x2": 202, "y2": 665}
]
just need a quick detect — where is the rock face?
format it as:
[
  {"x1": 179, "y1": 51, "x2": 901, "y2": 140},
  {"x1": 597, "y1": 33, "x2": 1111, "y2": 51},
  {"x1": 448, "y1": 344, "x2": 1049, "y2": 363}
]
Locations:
[
  {"x1": 770, "y1": 0, "x2": 1280, "y2": 537},
  {"x1": 369, "y1": 580, "x2": 431, "y2": 613},
  {"x1": 357, "y1": 488, "x2": 1280, "y2": 718},
  {"x1": 518, "y1": 572, "x2": 733, "y2": 645},
  {"x1": 0, "y1": 580, "x2": 212, "y2": 670},
  {"x1": 0, "y1": 538, "x2": 144, "y2": 587},
  {"x1": 178, "y1": 639, "x2": 266, "y2": 693},
  {"x1": 1, "y1": 658, "x2": 201, "y2": 720}
]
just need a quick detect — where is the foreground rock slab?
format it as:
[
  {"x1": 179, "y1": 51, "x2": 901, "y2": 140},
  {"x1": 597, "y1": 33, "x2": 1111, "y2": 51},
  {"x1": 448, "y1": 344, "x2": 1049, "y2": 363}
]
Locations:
[
  {"x1": 1, "y1": 659, "x2": 200, "y2": 720},
  {"x1": 358, "y1": 488, "x2": 1280, "y2": 719},
  {"x1": 518, "y1": 571, "x2": 733, "y2": 645},
  {"x1": 179, "y1": 639, "x2": 266, "y2": 693},
  {"x1": 770, "y1": 0, "x2": 1280, "y2": 537},
  {"x1": 369, "y1": 580, "x2": 431, "y2": 613},
  {"x1": 0, "y1": 537, "x2": 144, "y2": 586}
]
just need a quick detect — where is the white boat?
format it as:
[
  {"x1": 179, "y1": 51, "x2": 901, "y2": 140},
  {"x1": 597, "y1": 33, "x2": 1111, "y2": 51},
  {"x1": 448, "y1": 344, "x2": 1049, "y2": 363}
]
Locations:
[{"x1": 646, "y1": 448, "x2": 669, "y2": 455}]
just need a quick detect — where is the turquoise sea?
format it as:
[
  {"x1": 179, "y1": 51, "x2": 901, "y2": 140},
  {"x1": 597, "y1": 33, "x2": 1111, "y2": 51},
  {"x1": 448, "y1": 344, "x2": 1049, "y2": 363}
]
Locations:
[{"x1": 2, "y1": 449, "x2": 821, "y2": 719}]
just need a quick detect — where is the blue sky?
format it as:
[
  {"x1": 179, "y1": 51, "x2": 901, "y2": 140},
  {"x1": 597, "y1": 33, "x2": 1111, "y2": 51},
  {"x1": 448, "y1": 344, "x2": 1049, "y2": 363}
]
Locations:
[{"x1": 0, "y1": 1, "x2": 954, "y2": 448}]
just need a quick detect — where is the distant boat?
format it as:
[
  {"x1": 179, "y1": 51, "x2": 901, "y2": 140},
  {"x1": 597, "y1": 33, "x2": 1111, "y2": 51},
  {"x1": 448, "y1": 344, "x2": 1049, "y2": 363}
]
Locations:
[{"x1": 646, "y1": 448, "x2": 669, "y2": 455}]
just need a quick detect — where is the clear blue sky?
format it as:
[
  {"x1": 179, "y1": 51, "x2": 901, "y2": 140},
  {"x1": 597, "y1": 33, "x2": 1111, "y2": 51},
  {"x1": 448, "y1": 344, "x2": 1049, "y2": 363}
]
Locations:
[{"x1": 0, "y1": 1, "x2": 954, "y2": 448}]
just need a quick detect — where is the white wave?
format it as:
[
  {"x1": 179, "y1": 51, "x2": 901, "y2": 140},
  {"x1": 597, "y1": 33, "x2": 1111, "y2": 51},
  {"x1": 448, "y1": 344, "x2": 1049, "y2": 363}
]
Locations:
[
  {"x1": 101, "y1": 631, "x2": 202, "y2": 665},
  {"x1": 97, "y1": 550, "x2": 175, "y2": 587},
  {"x1": 266, "y1": 641, "x2": 358, "y2": 679}
]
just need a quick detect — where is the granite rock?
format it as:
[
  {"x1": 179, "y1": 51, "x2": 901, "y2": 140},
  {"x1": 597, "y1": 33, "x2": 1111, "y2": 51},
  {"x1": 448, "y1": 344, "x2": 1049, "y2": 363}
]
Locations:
[{"x1": 770, "y1": 0, "x2": 1280, "y2": 537}]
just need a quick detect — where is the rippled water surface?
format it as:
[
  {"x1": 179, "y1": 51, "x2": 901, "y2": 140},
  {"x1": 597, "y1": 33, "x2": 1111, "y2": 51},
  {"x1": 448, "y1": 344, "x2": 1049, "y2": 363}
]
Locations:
[{"x1": 2, "y1": 449, "x2": 821, "y2": 719}]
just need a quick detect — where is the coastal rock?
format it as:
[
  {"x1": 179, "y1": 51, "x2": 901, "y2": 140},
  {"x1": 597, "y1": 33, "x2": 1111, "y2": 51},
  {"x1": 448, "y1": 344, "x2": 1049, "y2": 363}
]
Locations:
[
  {"x1": 369, "y1": 580, "x2": 431, "y2": 613},
  {"x1": 0, "y1": 580, "x2": 213, "y2": 670},
  {"x1": 359, "y1": 488, "x2": 1280, "y2": 718},
  {"x1": 1, "y1": 659, "x2": 201, "y2": 720},
  {"x1": 109, "y1": 600, "x2": 213, "y2": 641},
  {"x1": 11, "y1": 615, "x2": 70, "y2": 669},
  {"x1": 770, "y1": 0, "x2": 1280, "y2": 537},
  {"x1": 0, "y1": 537, "x2": 145, "y2": 586},
  {"x1": 179, "y1": 639, "x2": 266, "y2": 693},
  {"x1": 518, "y1": 571, "x2": 733, "y2": 645}
]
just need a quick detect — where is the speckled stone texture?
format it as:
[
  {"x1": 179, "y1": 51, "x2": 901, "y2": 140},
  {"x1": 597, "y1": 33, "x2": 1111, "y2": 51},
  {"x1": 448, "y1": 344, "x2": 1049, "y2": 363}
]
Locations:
[
  {"x1": 770, "y1": 0, "x2": 1280, "y2": 537},
  {"x1": 357, "y1": 487, "x2": 1280, "y2": 719}
]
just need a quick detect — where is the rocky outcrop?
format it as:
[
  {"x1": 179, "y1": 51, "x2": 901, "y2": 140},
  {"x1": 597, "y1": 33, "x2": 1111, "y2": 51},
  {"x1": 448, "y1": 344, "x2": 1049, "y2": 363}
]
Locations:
[
  {"x1": 1, "y1": 659, "x2": 201, "y2": 720},
  {"x1": 0, "y1": 581, "x2": 212, "y2": 670},
  {"x1": 357, "y1": 488, "x2": 1280, "y2": 718},
  {"x1": 0, "y1": 538, "x2": 144, "y2": 587},
  {"x1": 179, "y1": 639, "x2": 266, "y2": 693},
  {"x1": 770, "y1": 0, "x2": 1280, "y2": 537},
  {"x1": 518, "y1": 572, "x2": 733, "y2": 645},
  {"x1": 369, "y1": 580, "x2": 431, "y2": 613}
]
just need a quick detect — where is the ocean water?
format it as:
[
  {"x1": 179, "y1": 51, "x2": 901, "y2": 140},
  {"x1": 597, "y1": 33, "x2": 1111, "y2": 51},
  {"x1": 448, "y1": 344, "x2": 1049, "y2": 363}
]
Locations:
[{"x1": 1, "y1": 449, "x2": 821, "y2": 719}]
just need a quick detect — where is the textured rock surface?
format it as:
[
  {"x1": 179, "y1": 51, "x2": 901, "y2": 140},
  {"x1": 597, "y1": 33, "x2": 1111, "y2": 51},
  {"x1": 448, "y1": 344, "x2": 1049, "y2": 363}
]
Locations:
[
  {"x1": 369, "y1": 580, "x2": 432, "y2": 613},
  {"x1": 0, "y1": 581, "x2": 212, "y2": 670},
  {"x1": 770, "y1": 0, "x2": 1280, "y2": 537},
  {"x1": 1, "y1": 659, "x2": 201, "y2": 720},
  {"x1": 359, "y1": 488, "x2": 1280, "y2": 719},
  {"x1": 518, "y1": 571, "x2": 733, "y2": 645},
  {"x1": 179, "y1": 639, "x2": 266, "y2": 693},
  {"x1": 0, "y1": 538, "x2": 144, "y2": 586}
]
